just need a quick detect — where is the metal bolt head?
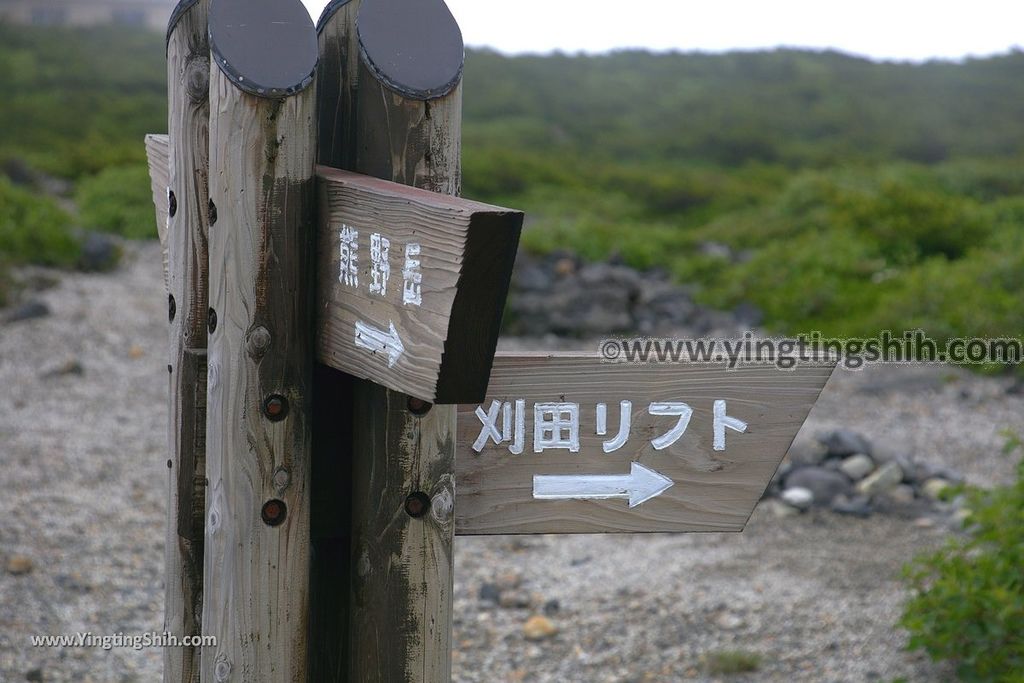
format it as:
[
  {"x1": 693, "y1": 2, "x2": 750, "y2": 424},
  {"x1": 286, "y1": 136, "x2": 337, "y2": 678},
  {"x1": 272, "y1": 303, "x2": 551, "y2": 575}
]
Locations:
[
  {"x1": 404, "y1": 491, "x2": 431, "y2": 518},
  {"x1": 261, "y1": 499, "x2": 287, "y2": 527},
  {"x1": 407, "y1": 397, "x2": 432, "y2": 416},
  {"x1": 263, "y1": 394, "x2": 289, "y2": 421}
]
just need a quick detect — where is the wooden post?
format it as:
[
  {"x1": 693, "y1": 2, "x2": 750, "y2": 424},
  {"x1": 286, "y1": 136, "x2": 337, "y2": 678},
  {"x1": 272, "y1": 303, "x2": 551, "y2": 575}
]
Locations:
[
  {"x1": 164, "y1": 2, "x2": 209, "y2": 681},
  {"x1": 316, "y1": 0, "x2": 464, "y2": 679},
  {"x1": 201, "y1": 0, "x2": 318, "y2": 680}
]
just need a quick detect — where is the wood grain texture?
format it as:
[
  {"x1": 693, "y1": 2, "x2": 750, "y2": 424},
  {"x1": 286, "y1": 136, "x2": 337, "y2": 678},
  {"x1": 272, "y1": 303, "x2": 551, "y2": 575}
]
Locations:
[
  {"x1": 316, "y1": 0, "x2": 358, "y2": 172},
  {"x1": 201, "y1": 64, "x2": 317, "y2": 682},
  {"x1": 316, "y1": 1, "x2": 462, "y2": 680},
  {"x1": 315, "y1": 167, "x2": 521, "y2": 403},
  {"x1": 144, "y1": 133, "x2": 170, "y2": 289},
  {"x1": 163, "y1": 4, "x2": 209, "y2": 680},
  {"x1": 456, "y1": 354, "x2": 835, "y2": 535},
  {"x1": 309, "y1": 8, "x2": 361, "y2": 679},
  {"x1": 348, "y1": 385, "x2": 457, "y2": 682}
]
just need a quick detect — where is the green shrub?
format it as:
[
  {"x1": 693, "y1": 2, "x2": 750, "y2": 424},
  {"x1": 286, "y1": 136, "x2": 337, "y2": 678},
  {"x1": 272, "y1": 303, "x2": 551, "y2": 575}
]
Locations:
[
  {"x1": 0, "y1": 177, "x2": 79, "y2": 267},
  {"x1": 900, "y1": 459, "x2": 1024, "y2": 681},
  {"x1": 0, "y1": 261, "x2": 10, "y2": 307},
  {"x1": 76, "y1": 163, "x2": 156, "y2": 239},
  {"x1": 702, "y1": 649, "x2": 762, "y2": 675}
]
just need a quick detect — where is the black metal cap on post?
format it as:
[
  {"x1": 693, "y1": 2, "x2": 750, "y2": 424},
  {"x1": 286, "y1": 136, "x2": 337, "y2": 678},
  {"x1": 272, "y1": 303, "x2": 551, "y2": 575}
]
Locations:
[
  {"x1": 208, "y1": 0, "x2": 318, "y2": 98},
  {"x1": 166, "y1": 0, "x2": 201, "y2": 45},
  {"x1": 357, "y1": 0, "x2": 465, "y2": 100},
  {"x1": 316, "y1": 0, "x2": 355, "y2": 33}
]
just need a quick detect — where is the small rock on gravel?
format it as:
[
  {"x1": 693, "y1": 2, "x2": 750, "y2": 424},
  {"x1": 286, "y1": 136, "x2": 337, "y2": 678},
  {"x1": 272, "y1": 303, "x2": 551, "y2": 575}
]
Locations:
[
  {"x1": 831, "y1": 495, "x2": 872, "y2": 518},
  {"x1": 40, "y1": 357, "x2": 84, "y2": 378},
  {"x1": 785, "y1": 467, "x2": 851, "y2": 504},
  {"x1": 818, "y1": 429, "x2": 873, "y2": 458},
  {"x1": 478, "y1": 582, "x2": 501, "y2": 604},
  {"x1": 499, "y1": 591, "x2": 533, "y2": 609},
  {"x1": 839, "y1": 454, "x2": 875, "y2": 480},
  {"x1": 887, "y1": 484, "x2": 916, "y2": 505},
  {"x1": 763, "y1": 499, "x2": 799, "y2": 518},
  {"x1": 949, "y1": 508, "x2": 973, "y2": 528},
  {"x1": 523, "y1": 615, "x2": 558, "y2": 641},
  {"x1": 781, "y1": 487, "x2": 814, "y2": 510},
  {"x1": 857, "y1": 461, "x2": 904, "y2": 496},
  {"x1": 6, "y1": 555, "x2": 34, "y2": 575},
  {"x1": 496, "y1": 571, "x2": 522, "y2": 590},
  {"x1": 78, "y1": 232, "x2": 121, "y2": 272},
  {"x1": 921, "y1": 478, "x2": 952, "y2": 501},
  {"x1": 714, "y1": 612, "x2": 745, "y2": 630},
  {"x1": 3, "y1": 300, "x2": 50, "y2": 323}
]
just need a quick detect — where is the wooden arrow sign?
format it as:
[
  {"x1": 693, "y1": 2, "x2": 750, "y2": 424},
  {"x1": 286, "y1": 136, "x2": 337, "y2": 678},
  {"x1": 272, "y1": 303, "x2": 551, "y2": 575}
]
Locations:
[
  {"x1": 455, "y1": 354, "x2": 835, "y2": 535},
  {"x1": 144, "y1": 136, "x2": 523, "y2": 404},
  {"x1": 315, "y1": 166, "x2": 522, "y2": 403}
]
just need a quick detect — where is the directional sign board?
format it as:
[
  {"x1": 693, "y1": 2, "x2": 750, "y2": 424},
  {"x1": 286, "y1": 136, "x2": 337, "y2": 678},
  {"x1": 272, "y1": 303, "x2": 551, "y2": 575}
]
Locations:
[
  {"x1": 455, "y1": 354, "x2": 835, "y2": 535},
  {"x1": 315, "y1": 166, "x2": 522, "y2": 403},
  {"x1": 144, "y1": 135, "x2": 522, "y2": 404}
]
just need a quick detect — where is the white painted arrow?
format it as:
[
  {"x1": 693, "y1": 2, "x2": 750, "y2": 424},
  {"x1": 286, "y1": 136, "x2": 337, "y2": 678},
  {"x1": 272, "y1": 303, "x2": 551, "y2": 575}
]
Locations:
[
  {"x1": 532, "y1": 462, "x2": 674, "y2": 508},
  {"x1": 354, "y1": 319, "x2": 405, "y2": 368}
]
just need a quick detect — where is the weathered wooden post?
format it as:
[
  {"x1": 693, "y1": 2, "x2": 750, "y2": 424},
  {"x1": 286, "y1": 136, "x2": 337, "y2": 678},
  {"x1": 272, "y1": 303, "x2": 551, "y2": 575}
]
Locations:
[
  {"x1": 163, "y1": 1, "x2": 210, "y2": 680},
  {"x1": 201, "y1": 0, "x2": 318, "y2": 679},
  {"x1": 316, "y1": 0, "x2": 474, "y2": 679},
  {"x1": 145, "y1": 3, "x2": 834, "y2": 679}
]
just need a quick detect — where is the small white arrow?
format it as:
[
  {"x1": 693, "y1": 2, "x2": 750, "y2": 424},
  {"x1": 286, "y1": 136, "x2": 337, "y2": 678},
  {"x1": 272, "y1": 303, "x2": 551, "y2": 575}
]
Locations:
[
  {"x1": 533, "y1": 462, "x2": 674, "y2": 508},
  {"x1": 354, "y1": 319, "x2": 405, "y2": 368}
]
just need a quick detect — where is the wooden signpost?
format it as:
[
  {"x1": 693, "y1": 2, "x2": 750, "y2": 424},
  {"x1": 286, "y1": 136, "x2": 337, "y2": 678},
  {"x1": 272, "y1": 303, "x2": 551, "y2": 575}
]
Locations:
[
  {"x1": 147, "y1": 0, "x2": 833, "y2": 680},
  {"x1": 456, "y1": 355, "x2": 832, "y2": 535},
  {"x1": 315, "y1": 167, "x2": 522, "y2": 403},
  {"x1": 316, "y1": 1, "x2": 473, "y2": 680}
]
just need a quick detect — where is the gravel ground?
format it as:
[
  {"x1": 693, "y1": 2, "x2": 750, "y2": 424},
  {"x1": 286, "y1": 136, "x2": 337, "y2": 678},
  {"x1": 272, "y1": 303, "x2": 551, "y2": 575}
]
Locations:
[{"x1": 1, "y1": 241, "x2": 1020, "y2": 681}]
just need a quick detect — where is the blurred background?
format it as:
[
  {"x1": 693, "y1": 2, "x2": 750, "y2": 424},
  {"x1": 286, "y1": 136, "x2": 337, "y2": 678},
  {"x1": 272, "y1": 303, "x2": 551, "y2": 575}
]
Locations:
[
  {"x1": 0, "y1": 1, "x2": 1022, "y2": 681},
  {"x1": 1, "y1": 0, "x2": 1023, "y2": 341}
]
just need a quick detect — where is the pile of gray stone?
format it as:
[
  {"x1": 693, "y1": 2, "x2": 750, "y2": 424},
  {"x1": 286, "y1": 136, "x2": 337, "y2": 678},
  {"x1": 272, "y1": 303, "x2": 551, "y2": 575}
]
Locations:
[
  {"x1": 503, "y1": 250, "x2": 760, "y2": 338},
  {"x1": 765, "y1": 429, "x2": 970, "y2": 526}
]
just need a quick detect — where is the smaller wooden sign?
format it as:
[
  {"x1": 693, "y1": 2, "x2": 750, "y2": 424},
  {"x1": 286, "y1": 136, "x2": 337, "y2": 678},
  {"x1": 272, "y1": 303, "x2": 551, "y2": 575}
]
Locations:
[
  {"x1": 144, "y1": 133, "x2": 170, "y2": 289},
  {"x1": 456, "y1": 354, "x2": 835, "y2": 535},
  {"x1": 316, "y1": 167, "x2": 522, "y2": 403},
  {"x1": 143, "y1": 134, "x2": 522, "y2": 404}
]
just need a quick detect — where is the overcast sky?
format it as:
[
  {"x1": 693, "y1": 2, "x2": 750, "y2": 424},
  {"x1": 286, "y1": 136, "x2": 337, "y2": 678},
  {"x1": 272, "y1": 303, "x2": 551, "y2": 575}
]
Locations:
[{"x1": 302, "y1": 0, "x2": 1022, "y2": 62}]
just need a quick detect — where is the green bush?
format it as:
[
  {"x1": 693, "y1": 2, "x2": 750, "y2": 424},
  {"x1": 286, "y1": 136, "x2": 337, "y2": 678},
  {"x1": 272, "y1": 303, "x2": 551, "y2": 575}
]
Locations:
[
  {"x1": 0, "y1": 24, "x2": 165, "y2": 180},
  {"x1": 0, "y1": 177, "x2": 79, "y2": 267},
  {"x1": 75, "y1": 163, "x2": 156, "y2": 239},
  {"x1": 900, "y1": 459, "x2": 1024, "y2": 681},
  {"x1": 0, "y1": 261, "x2": 10, "y2": 307},
  {"x1": 702, "y1": 649, "x2": 762, "y2": 675}
]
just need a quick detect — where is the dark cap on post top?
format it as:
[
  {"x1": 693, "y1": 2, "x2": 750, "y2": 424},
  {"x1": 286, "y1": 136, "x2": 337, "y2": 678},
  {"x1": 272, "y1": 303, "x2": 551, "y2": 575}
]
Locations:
[
  {"x1": 357, "y1": 0, "x2": 465, "y2": 100},
  {"x1": 208, "y1": 0, "x2": 318, "y2": 98},
  {"x1": 166, "y1": 0, "x2": 201, "y2": 44}
]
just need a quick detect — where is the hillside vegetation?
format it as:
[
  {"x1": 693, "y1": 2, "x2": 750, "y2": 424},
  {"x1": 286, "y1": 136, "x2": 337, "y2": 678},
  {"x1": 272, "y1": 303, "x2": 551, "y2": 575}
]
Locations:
[{"x1": 1, "y1": 23, "x2": 1022, "y2": 347}]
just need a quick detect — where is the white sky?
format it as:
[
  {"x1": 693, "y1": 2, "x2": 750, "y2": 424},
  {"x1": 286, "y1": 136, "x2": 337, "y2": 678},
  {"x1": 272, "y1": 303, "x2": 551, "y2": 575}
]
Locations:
[{"x1": 302, "y1": 0, "x2": 1023, "y2": 62}]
